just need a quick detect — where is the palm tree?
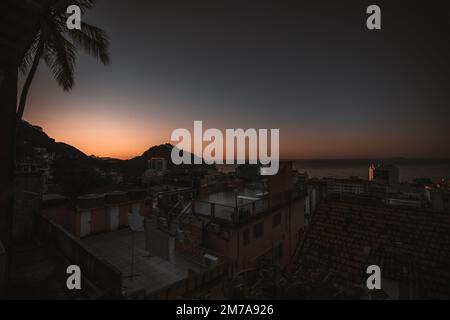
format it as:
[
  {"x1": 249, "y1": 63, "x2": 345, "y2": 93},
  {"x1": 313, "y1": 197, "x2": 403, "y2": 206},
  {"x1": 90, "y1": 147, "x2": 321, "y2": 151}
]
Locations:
[
  {"x1": 1, "y1": 0, "x2": 45, "y2": 284},
  {"x1": 0, "y1": 0, "x2": 109, "y2": 290},
  {"x1": 17, "y1": 0, "x2": 110, "y2": 122}
]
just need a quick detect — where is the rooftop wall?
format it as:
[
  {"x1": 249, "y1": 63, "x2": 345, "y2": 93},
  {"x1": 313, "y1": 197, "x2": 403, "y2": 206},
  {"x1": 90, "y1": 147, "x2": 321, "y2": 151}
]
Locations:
[
  {"x1": 146, "y1": 262, "x2": 231, "y2": 299},
  {"x1": 36, "y1": 216, "x2": 123, "y2": 298}
]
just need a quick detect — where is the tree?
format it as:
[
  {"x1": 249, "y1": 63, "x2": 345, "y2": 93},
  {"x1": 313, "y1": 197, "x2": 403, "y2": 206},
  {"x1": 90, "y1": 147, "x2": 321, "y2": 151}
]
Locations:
[
  {"x1": 17, "y1": 0, "x2": 110, "y2": 122},
  {"x1": 0, "y1": 0, "x2": 109, "y2": 294},
  {"x1": 0, "y1": 1, "x2": 43, "y2": 293}
]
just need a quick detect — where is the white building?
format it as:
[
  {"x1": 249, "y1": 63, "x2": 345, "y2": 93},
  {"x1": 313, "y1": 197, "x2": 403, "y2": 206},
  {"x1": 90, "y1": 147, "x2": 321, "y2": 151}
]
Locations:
[{"x1": 326, "y1": 178, "x2": 366, "y2": 195}]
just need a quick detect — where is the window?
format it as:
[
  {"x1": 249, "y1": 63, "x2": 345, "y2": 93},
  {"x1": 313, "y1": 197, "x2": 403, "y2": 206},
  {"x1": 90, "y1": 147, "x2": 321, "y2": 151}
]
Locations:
[
  {"x1": 243, "y1": 228, "x2": 250, "y2": 246},
  {"x1": 272, "y1": 213, "x2": 282, "y2": 228},
  {"x1": 274, "y1": 243, "x2": 283, "y2": 258},
  {"x1": 253, "y1": 222, "x2": 264, "y2": 239}
]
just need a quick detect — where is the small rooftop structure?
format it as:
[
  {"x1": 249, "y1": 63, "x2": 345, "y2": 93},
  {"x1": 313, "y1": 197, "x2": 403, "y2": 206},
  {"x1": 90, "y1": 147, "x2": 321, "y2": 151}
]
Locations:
[
  {"x1": 192, "y1": 188, "x2": 303, "y2": 224},
  {"x1": 128, "y1": 189, "x2": 148, "y2": 201},
  {"x1": 77, "y1": 194, "x2": 105, "y2": 209},
  {"x1": 104, "y1": 191, "x2": 128, "y2": 204},
  {"x1": 42, "y1": 194, "x2": 67, "y2": 207}
]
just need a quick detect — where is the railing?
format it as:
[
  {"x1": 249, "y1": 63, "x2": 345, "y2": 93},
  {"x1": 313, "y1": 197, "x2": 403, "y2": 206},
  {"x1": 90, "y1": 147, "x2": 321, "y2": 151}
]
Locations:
[{"x1": 192, "y1": 189, "x2": 304, "y2": 224}]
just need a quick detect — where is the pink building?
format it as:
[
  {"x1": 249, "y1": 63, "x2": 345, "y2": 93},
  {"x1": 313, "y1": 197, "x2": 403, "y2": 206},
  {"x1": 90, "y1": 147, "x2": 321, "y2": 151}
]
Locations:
[{"x1": 176, "y1": 162, "x2": 306, "y2": 271}]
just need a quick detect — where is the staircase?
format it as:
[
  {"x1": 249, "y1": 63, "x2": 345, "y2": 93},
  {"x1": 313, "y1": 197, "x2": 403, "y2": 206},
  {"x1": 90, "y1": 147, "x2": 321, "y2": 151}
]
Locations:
[{"x1": 175, "y1": 201, "x2": 193, "y2": 225}]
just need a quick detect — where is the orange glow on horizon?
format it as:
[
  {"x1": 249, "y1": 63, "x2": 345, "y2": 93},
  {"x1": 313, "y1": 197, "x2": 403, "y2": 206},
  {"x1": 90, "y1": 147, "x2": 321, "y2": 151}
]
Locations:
[
  {"x1": 25, "y1": 111, "x2": 449, "y2": 160},
  {"x1": 26, "y1": 111, "x2": 174, "y2": 160}
]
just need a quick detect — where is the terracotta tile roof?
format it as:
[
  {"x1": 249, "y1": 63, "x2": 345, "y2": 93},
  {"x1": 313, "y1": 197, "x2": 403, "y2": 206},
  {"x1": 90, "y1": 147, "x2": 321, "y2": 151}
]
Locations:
[{"x1": 293, "y1": 195, "x2": 450, "y2": 298}]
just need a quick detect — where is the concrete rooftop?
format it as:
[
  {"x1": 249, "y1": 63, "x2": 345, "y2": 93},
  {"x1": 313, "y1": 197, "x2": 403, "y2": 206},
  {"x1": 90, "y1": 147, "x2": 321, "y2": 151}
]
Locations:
[
  {"x1": 194, "y1": 188, "x2": 267, "y2": 221},
  {"x1": 82, "y1": 229, "x2": 203, "y2": 296},
  {"x1": 199, "y1": 188, "x2": 264, "y2": 207}
]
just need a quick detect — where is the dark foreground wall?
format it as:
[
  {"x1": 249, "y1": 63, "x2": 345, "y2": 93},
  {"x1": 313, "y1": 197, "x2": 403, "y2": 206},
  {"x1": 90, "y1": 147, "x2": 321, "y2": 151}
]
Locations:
[
  {"x1": 36, "y1": 216, "x2": 123, "y2": 298},
  {"x1": 0, "y1": 241, "x2": 5, "y2": 298}
]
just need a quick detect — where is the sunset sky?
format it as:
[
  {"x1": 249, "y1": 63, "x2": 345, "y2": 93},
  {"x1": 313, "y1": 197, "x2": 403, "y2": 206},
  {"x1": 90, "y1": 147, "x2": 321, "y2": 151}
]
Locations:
[{"x1": 23, "y1": 0, "x2": 450, "y2": 160}]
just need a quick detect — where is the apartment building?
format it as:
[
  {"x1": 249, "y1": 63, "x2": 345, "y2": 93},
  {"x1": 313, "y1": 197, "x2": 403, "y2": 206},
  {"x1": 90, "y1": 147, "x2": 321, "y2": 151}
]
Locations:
[
  {"x1": 326, "y1": 177, "x2": 367, "y2": 195},
  {"x1": 175, "y1": 162, "x2": 306, "y2": 271}
]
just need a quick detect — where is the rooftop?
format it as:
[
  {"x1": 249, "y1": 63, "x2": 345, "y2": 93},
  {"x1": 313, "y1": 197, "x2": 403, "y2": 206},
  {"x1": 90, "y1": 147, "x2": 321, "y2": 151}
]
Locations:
[
  {"x1": 193, "y1": 188, "x2": 302, "y2": 224},
  {"x1": 293, "y1": 195, "x2": 450, "y2": 298},
  {"x1": 199, "y1": 188, "x2": 265, "y2": 207},
  {"x1": 82, "y1": 229, "x2": 204, "y2": 296}
]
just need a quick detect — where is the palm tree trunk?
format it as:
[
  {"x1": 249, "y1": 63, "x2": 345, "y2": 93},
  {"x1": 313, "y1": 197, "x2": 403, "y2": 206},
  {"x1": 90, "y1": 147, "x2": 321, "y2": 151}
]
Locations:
[{"x1": 16, "y1": 39, "x2": 44, "y2": 123}]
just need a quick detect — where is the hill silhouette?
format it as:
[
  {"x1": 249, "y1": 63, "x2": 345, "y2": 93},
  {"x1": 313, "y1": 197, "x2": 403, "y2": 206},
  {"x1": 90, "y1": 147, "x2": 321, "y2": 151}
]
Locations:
[
  {"x1": 16, "y1": 121, "x2": 210, "y2": 197},
  {"x1": 16, "y1": 121, "x2": 87, "y2": 160}
]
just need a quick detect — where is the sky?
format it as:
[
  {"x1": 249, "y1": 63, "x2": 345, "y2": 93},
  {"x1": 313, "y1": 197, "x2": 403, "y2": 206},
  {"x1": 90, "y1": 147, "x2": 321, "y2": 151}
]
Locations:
[{"x1": 23, "y1": 0, "x2": 450, "y2": 160}]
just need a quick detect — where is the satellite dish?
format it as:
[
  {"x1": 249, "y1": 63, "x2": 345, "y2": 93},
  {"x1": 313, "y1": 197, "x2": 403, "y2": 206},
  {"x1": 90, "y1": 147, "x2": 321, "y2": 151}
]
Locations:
[{"x1": 128, "y1": 212, "x2": 144, "y2": 231}]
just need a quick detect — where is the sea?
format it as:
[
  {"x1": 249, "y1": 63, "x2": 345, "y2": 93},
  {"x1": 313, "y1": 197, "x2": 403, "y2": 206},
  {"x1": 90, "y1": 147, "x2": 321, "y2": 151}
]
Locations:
[{"x1": 216, "y1": 160, "x2": 450, "y2": 183}]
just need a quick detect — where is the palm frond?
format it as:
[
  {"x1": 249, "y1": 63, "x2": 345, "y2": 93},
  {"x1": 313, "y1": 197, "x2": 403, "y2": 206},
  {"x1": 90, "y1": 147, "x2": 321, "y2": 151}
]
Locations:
[
  {"x1": 67, "y1": 21, "x2": 110, "y2": 65},
  {"x1": 51, "y1": 0, "x2": 96, "y2": 16},
  {"x1": 17, "y1": 0, "x2": 109, "y2": 122},
  {"x1": 45, "y1": 28, "x2": 77, "y2": 90},
  {"x1": 20, "y1": 37, "x2": 39, "y2": 75}
]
